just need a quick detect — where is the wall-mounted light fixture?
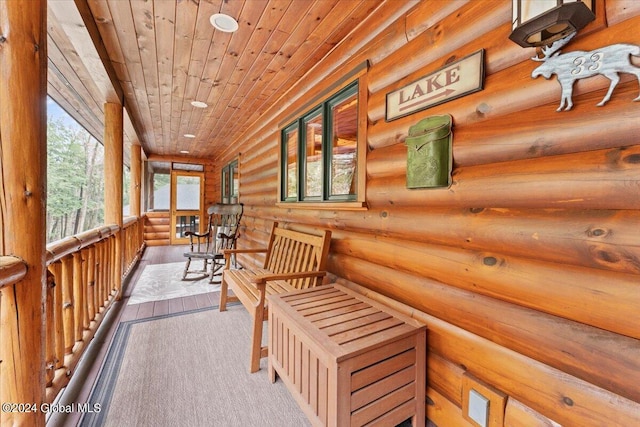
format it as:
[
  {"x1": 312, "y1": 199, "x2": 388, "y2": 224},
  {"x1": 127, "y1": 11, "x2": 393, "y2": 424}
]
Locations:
[{"x1": 509, "y1": 0, "x2": 595, "y2": 47}]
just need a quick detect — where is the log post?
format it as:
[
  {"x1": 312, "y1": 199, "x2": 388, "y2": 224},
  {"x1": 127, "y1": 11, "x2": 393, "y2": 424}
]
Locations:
[
  {"x1": 130, "y1": 144, "x2": 142, "y2": 217},
  {"x1": 104, "y1": 103, "x2": 123, "y2": 299},
  {"x1": 0, "y1": 0, "x2": 47, "y2": 425}
]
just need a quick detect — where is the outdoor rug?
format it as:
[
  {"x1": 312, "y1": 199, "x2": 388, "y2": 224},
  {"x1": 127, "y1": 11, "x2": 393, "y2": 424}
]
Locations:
[
  {"x1": 128, "y1": 262, "x2": 221, "y2": 305},
  {"x1": 80, "y1": 305, "x2": 310, "y2": 427}
]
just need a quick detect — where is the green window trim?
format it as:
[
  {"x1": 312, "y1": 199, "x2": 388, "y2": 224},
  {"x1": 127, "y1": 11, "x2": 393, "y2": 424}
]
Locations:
[
  {"x1": 221, "y1": 159, "x2": 238, "y2": 204},
  {"x1": 280, "y1": 80, "x2": 365, "y2": 206}
]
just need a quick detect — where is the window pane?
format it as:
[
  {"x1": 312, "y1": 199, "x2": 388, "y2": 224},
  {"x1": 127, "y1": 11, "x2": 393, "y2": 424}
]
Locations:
[
  {"x1": 151, "y1": 168, "x2": 170, "y2": 210},
  {"x1": 173, "y1": 162, "x2": 204, "y2": 172},
  {"x1": 176, "y1": 175, "x2": 200, "y2": 210},
  {"x1": 222, "y1": 168, "x2": 229, "y2": 203},
  {"x1": 284, "y1": 127, "x2": 298, "y2": 199},
  {"x1": 174, "y1": 214, "x2": 200, "y2": 239},
  {"x1": 46, "y1": 99, "x2": 106, "y2": 242},
  {"x1": 304, "y1": 112, "x2": 323, "y2": 198},
  {"x1": 330, "y1": 91, "x2": 358, "y2": 197},
  {"x1": 123, "y1": 166, "x2": 131, "y2": 215},
  {"x1": 231, "y1": 161, "x2": 239, "y2": 202}
]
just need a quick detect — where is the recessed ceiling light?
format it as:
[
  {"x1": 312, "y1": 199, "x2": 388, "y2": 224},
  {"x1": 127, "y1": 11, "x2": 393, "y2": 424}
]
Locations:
[
  {"x1": 191, "y1": 100, "x2": 208, "y2": 108},
  {"x1": 184, "y1": 134, "x2": 196, "y2": 138},
  {"x1": 180, "y1": 150, "x2": 190, "y2": 154},
  {"x1": 210, "y1": 13, "x2": 239, "y2": 33}
]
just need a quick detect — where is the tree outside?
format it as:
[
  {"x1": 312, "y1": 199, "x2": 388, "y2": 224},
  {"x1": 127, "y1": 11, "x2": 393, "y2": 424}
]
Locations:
[{"x1": 46, "y1": 117, "x2": 105, "y2": 243}]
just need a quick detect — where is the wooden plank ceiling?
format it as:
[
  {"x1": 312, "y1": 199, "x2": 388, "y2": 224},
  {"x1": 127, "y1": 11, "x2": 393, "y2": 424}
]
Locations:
[{"x1": 46, "y1": 0, "x2": 389, "y2": 164}]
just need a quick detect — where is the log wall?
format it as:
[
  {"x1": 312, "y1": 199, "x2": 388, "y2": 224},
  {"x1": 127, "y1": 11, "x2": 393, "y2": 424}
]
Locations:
[
  {"x1": 216, "y1": 1, "x2": 640, "y2": 425},
  {"x1": 143, "y1": 212, "x2": 170, "y2": 246}
]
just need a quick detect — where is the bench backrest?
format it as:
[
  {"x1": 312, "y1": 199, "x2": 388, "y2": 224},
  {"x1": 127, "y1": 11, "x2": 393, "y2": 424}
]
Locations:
[{"x1": 263, "y1": 222, "x2": 331, "y2": 290}]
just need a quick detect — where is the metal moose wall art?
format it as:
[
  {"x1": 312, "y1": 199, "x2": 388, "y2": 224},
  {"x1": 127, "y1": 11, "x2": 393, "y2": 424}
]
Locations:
[{"x1": 531, "y1": 33, "x2": 640, "y2": 111}]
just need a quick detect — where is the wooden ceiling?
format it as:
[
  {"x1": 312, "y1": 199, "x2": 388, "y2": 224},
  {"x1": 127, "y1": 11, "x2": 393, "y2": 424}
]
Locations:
[{"x1": 46, "y1": 0, "x2": 392, "y2": 164}]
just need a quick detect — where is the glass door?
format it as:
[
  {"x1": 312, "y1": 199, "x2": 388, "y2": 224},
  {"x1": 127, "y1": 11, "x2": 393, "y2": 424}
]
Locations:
[{"x1": 170, "y1": 170, "x2": 204, "y2": 245}]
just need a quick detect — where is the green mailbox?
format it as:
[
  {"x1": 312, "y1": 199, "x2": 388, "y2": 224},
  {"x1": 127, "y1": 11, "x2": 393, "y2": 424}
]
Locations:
[{"x1": 405, "y1": 114, "x2": 453, "y2": 189}]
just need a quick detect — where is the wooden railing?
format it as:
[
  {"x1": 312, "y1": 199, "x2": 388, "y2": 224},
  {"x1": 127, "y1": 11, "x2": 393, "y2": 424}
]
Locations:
[
  {"x1": 43, "y1": 216, "x2": 144, "y2": 402},
  {"x1": 0, "y1": 256, "x2": 28, "y2": 288},
  {"x1": 123, "y1": 216, "x2": 144, "y2": 276},
  {"x1": 0, "y1": 217, "x2": 144, "y2": 418}
]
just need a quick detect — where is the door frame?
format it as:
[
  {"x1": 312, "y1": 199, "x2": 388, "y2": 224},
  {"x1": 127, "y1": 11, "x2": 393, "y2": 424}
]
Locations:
[{"x1": 170, "y1": 169, "x2": 204, "y2": 245}]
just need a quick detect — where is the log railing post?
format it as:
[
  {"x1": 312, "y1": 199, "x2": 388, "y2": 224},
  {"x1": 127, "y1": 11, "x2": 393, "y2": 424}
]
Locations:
[
  {"x1": 49, "y1": 262, "x2": 64, "y2": 373},
  {"x1": 61, "y1": 256, "x2": 75, "y2": 355},
  {"x1": 0, "y1": 0, "x2": 47, "y2": 424},
  {"x1": 81, "y1": 247, "x2": 90, "y2": 330},
  {"x1": 86, "y1": 246, "x2": 96, "y2": 323},
  {"x1": 44, "y1": 271, "x2": 56, "y2": 387},
  {"x1": 72, "y1": 252, "x2": 84, "y2": 344},
  {"x1": 104, "y1": 102, "x2": 123, "y2": 299}
]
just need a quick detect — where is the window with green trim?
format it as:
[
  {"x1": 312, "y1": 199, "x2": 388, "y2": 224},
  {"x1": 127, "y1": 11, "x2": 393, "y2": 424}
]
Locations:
[
  {"x1": 280, "y1": 81, "x2": 361, "y2": 204},
  {"x1": 221, "y1": 159, "x2": 238, "y2": 203}
]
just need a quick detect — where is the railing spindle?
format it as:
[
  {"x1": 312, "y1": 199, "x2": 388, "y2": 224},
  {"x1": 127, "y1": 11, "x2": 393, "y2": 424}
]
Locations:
[
  {"x1": 73, "y1": 252, "x2": 84, "y2": 343},
  {"x1": 49, "y1": 261, "x2": 65, "y2": 371},
  {"x1": 86, "y1": 245, "x2": 96, "y2": 321},
  {"x1": 45, "y1": 270, "x2": 56, "y2": 387},
  {"x1": 61, "y1": 256, "x2": 75, "y2": 355}
]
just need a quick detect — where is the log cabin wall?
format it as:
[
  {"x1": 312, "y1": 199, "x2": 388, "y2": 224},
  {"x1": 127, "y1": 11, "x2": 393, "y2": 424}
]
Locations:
[
  {"x1": 216, "y1": 1, "x2": 640, "y2": 425},
  {"x1": 143, "y1": 212, "x2": 170, "y2": 246},
  {"x1": 204, "y1": 160, "x2": 219, "y2": 208}
]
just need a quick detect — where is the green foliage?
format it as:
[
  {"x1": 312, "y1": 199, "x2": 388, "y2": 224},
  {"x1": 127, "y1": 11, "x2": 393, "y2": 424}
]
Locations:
[
  {"x1": 46, "y1": 118, "x2": 105, "y2": 242},
  {"x1": 153, "y1": 172, "x2": 170, "y2": 190},
  {"x1": 47, "y1": 120, "x2": 86, "y2": 216}
]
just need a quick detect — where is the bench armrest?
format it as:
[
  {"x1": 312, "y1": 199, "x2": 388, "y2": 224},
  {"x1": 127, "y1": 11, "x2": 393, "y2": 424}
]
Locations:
[{"x1": 250, "y1": 270, "x2": 327, "y2": 285}]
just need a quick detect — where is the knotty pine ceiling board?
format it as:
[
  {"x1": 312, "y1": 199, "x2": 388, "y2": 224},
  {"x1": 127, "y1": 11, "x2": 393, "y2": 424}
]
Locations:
[
  {"x1": 152, "y1": 0, "x2": 176, "y2": 156},
  {"x1": 217, "y1": 0, "x2": 376, "y2": 152}
]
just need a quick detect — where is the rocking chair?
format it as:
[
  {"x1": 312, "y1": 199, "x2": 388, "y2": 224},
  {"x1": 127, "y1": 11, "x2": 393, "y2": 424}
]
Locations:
[{"x1": 182, "y1": 203, "x2": 243, "y2": 283}]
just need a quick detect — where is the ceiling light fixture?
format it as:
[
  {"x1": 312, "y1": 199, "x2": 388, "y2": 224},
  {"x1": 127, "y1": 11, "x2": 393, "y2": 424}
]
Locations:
[
  {"x1": 191, "y1": 100, "x2": 208, "y2": 108},
  {"x1": 184, "y1": 134, "x2": 196, "y2": 138},
  {"x1": 180, "y1": 150, "x2": 190, "y2": 154},
  {"x1": 210, "y1": 13, "x2": 239, "y2": 33}
]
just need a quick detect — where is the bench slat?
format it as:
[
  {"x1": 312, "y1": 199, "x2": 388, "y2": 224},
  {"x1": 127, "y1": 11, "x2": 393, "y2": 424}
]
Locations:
[
  {"x1": 309, "y1": 305, "x2": 380, "y2": 327},
  {"x1": 283, "y1": 287, "x2": 343, "y2": 305}
]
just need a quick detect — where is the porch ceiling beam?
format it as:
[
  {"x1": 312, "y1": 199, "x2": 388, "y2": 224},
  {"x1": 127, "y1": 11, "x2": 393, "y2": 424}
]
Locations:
[{"x1": 48, "y1": 0, "x2": 122, "y2": 105}]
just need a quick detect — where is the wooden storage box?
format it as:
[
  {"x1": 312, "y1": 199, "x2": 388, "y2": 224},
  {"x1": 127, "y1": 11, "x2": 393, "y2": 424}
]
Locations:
[{"x1": 268, "y1": 284, "x2": 426, "y2": 427}]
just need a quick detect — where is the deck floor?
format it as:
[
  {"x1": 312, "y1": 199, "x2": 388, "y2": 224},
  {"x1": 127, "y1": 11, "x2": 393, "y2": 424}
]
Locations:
[{"x1": 52, "y1": 245, "x2": 220, "y2": 427}]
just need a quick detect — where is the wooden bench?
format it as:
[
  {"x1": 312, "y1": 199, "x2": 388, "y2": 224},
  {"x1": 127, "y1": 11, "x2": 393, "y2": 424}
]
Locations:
[
  {"x1": 219, "y1": 222, "x2": 331, "y2": 373},
  {"x1": 268, "y1": 284, "x2": 426, "y2": 426}
]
